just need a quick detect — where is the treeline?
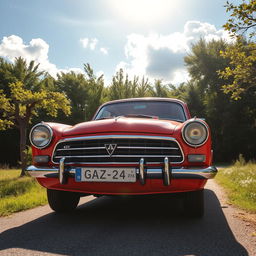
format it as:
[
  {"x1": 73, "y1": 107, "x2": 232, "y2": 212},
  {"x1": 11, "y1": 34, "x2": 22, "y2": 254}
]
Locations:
[{"x1": 0, "y1": 38, "x2": 256, "y2": 166}]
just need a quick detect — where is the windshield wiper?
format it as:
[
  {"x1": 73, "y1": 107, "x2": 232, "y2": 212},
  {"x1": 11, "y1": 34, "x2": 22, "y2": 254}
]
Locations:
[
  {"x1": 122, "y1": 114, "x2": 158, "y2": 119},
  {"x1": 96, "y1": 117, "x2": 113, "y2": 120},
  {"x1": 172, "y1": 119, "x2": 184, "y2": 122},
  {"x1": 161, "y1": 118, "x2": 184, "y2": 122}
]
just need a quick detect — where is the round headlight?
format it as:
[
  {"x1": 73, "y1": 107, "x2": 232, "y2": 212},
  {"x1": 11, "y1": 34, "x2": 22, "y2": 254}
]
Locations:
[
  {"x1": 29, "y1": 124, "x2": 53, "y2": 149},
  {"x1": 182, "y1": 120, "x2": 208, "y2": 147}
]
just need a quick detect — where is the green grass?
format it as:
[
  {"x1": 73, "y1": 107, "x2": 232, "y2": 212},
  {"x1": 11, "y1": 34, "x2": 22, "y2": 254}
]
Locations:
[
  {"x1": 0, "y1": 169, "x2": 47, "y2": 216},
  {"x1": 216, "y1": 162, "x2": 256, "y2": 213}
]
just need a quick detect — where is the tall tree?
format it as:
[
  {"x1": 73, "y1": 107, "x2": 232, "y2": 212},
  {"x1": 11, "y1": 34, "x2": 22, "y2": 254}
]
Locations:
[
  {"x1": 136, "y1": 76, "x2": 151, "y2": 97},
  {"x1": 184, "y1": 39, "x2": 237, "y2": 161},
  {"x1": 108, "y1": 69, "x2": 137, "y2": 100},
  {"x1": 184, "y1": 38, "x2": 256, "y2": 161},
  {"x1": 218, "y1": 40, "x2": 256, "y2": 99},
  {"x1": 0, "y1": 57, "x2": 71, "y2": 175},
  {"x1": 108, "y1": 69, "x2": 152, "y2": 100},
  {"x1": 150, "y1": 80, "x2": 169, "y2": 97},
  {"x1": 219, "y1": 0, "x2": 256, "y2": 99},
  {"x1": 84, "y1": 64, "x2": 104, "y2": 120},
  {"x1": 55, "y1": 71, "x2": 88, "y2": 124}
]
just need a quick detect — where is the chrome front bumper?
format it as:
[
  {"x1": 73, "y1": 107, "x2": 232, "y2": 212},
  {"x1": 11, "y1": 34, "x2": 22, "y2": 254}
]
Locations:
[{"x1": 27, "y1": 161, "x2": 217, "y2": 186}]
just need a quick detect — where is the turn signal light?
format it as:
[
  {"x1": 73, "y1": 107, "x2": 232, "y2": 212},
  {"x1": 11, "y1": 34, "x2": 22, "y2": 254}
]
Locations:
[
  {"x1": 188, "y1": 154, "x2": 206, "y2": 162},
  {"x1": 34, "y1": 155, "x2": 50, "y2": 163}
]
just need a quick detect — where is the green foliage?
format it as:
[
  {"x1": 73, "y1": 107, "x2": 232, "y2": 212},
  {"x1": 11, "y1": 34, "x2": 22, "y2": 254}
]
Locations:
[
  {"x1": 55, "y1": 71, "x2": 88, "y2": 124},
  {"x1": 107, "y1": 69, "x2": 172, "y2": 100},
  {"x1": 184, "y1": 38, "x2": 256, "y2": 162},
  {"x1": 0, "y1": 169, "x2": 47, "y2": 216},
  {"x1": 235, "y1": 153, "x2": 247, "y2": 166},
  {"x1": 0, "y1": 80, "x2": 71, "y2": 128},
  {"x1": 150, "y1": 80, "x2": 170, "y2": 97},
  {"x1": 216, "y1": 162, "x2": 256, "y2": 213},
  {"x1": 107, "y1": 69, "x2": 152, "y2": 100},
  {"x1": 136, "y1": 77, "x2": 151, "y2": 97},
  {"x1": 0, "y1": 57, "x2": 71, "y2": 174},
  {"x1": 218, "y1": 40, "x2": 256, "y2": 100},
  {"x1": 224, "y1": 0, "x2": 256, "y2": 38},
  {"x1": 0, "y1": 57, "x2": 71, "y2": 129},
  {"x1": 220, "y1": 0, "x2": 256, "y2": 100},
  {"x1": 84, "y1": 64, "x2": 104, "y2": 120}
]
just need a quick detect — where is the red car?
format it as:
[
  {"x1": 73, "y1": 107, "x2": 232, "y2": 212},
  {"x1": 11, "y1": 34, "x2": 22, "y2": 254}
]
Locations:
[{"x1": 27, "y1": 98, "x2": 217, "y2": 217}]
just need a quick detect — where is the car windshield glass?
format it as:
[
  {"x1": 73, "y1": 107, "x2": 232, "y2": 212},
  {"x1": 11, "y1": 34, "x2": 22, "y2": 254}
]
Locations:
[{"x1": 94, "y1": 101, "x2": 186, "y2": 122}]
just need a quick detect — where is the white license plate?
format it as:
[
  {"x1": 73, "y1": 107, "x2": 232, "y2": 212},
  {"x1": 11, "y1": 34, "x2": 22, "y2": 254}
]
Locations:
[{"x1": 75, "y1": 168, "x2": 136, "y2": 182}]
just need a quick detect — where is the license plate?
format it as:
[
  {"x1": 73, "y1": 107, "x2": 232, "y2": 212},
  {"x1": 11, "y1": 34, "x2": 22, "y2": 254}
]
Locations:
[{"x1": 75, "y1": 168, "x2": 136, "y2": 182}]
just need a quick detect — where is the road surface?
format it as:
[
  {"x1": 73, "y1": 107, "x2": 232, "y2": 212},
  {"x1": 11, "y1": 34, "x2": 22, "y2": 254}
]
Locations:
[{"x1": 0, "y1": 180, "x2": 255, "y2": 256}]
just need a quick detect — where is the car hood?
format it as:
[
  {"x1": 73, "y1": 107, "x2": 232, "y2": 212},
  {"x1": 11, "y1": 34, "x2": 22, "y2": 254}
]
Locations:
[{"x1": 62, "y1": 117, "x2": 179, "y2": 136}]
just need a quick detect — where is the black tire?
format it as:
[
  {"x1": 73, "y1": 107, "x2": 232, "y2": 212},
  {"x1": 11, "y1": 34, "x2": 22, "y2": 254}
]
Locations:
[
  {"x1": 183, "y1": 189, "x2": 204, "y2": 218},
  {"x1": 47, "y1": 189, "x2": 80, "y2": 213}
]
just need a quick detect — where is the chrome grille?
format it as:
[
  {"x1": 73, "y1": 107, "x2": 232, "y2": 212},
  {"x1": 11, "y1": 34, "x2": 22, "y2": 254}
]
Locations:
[{"x1": 52, "y1": 135, "x2": 184, "y2": 164}]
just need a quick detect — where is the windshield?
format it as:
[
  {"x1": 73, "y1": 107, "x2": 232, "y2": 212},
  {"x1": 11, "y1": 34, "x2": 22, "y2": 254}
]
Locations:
[{"x1": 94, "y1": 101, "x2": 186, "y2": 122}]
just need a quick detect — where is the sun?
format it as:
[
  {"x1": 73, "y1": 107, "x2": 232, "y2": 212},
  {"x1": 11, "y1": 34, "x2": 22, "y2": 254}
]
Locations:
[{"x1": 111, "y1": 0, "x2": 173, "y2": 24}]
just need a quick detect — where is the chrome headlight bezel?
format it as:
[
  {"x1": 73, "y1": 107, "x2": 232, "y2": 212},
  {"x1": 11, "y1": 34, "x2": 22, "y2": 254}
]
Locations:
[
  {"x1": 182, "y1": 120, "x2": 209, "y2": 147},
  {"x1": 29, "y1": 123, "x2": 53, "y2": 149}
]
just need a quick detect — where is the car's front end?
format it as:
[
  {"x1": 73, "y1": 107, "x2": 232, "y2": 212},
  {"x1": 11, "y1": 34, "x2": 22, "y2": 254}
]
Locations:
[{"x1": 27, "y1": 98, "x2": 217, "y2": 216}]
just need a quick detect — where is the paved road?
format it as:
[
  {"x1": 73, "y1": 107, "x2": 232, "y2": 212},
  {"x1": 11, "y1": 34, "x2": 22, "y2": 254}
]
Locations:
[{"x1": 0, "y1": 180, "x2": 255, "y2": 256}]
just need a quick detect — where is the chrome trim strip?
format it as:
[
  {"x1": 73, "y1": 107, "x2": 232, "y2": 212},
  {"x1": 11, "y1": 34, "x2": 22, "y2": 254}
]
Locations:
[
  {"x1": 57, "y1": 135, "x2": 179, "y2": 142},
  {"x1": 59, "y1": 157, "x2": 65, "y2": 184},
  {"x1": 57, "y1": 147, "x2": 105, "y2": 151},
  {"x1": 52, "y1": 161, "x2": 166, "y2": 165},
  {"x1": 118, "y1": 146, "x2": 179, "y2": 150},
  {"x1": 139, "y1": 158, "x2": 145, "y2": 185},
  {"x1": 147, "y1": 166, "x2": 217, "y2": 179},
  {"x1": 27, "y1": 165, "x2": 217, "y2": 179},
  {"x1": 51, "y1": 135, "x2": 185, "y2": 164},
  {"x1": 57, "y1": 146, "x2": 179, "y2": 151},
  {"x1": 54, "y1": 154, "x2": 182, "y2": 159},
  {"x1": 163, "y1": 157, "x2": 171, "y2": 186}
]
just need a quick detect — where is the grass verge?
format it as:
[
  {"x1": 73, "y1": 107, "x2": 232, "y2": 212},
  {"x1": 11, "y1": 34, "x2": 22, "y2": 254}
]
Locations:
[
  {"x1": 216, "y1": 161, "x2": 256, "y2": 213},
  {"x1": 0, "y1": 169, "x2": 47, "y2": 216}
]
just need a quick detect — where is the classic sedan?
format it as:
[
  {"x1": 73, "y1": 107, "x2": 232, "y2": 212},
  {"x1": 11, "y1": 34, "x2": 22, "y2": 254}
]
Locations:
[{"x1": 27, "y1": 98, "x2": 217, "y2": 217}]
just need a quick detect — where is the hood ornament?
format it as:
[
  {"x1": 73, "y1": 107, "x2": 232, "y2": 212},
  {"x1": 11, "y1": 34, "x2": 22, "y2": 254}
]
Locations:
[{"x1": 105, "y1": 144, "x2": 117, "y2": 156}]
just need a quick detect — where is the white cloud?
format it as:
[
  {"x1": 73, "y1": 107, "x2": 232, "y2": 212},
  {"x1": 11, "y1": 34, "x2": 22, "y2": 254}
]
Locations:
[
  {"x1": 80, "y1": 37, "x2": 98, "y2": 50},
  {"x1": 100, "y1": 47, "x2": 108, "y2": 55},
  {"x1": 0, "y1": 35, "x2": 58, "y2": 76},
  {"x1": 117, "y1": 21, "x2": 233, "y2": 84},
  {"x1": 0, "y1": 35, "x2": 83, "y2": 78},
  {"x1": 89, "y1": 38, "x2": 98, "y2": 50},
  {"x1": 80, "y1": 38, "x2": 89, "y2": 48},
  {"x1": 80, "y1": 38, "x2": 108, "y2": 55}
]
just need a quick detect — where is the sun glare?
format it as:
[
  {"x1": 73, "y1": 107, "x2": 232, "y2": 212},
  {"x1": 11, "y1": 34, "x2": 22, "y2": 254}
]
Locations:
[{"x1": 111, "y1": 0, "x2": 174, "y2": 24}]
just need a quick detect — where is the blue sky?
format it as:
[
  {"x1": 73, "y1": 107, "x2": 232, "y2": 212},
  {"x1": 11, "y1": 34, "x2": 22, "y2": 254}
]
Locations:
[{"x1": 0, "y1": 0, "x2": 237, "y2": 85}]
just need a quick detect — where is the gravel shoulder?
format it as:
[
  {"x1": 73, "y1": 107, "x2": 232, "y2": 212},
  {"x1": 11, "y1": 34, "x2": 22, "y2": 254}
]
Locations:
[{"x1": 206, "y1": 180, "x2": 256, "y2": 256}]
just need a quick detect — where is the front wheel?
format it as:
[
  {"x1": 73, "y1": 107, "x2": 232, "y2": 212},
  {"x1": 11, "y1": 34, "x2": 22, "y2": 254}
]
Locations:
[
  {"x1": 47, "y1": 189, "x2": 80, "y2": 213},
  {"x1": 183, "y1": 189, "x2": 204, "y2": 218}
]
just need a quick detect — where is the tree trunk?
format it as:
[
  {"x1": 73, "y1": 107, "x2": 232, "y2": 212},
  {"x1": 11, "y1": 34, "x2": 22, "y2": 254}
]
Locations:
[{"x1": 19, "y1": 121, "x2": 27, "y2": 176}]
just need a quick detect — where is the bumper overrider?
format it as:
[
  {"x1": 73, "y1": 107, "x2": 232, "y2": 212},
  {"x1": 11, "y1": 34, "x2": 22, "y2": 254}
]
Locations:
[{"x1": 26, "y1": 157, "x2": 217, "y2": 186}]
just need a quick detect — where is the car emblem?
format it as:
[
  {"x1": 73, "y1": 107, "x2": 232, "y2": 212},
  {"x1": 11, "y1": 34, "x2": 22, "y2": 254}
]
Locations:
[{"x1": 105, "y1": 144, "x2": 117, "y2": 156}]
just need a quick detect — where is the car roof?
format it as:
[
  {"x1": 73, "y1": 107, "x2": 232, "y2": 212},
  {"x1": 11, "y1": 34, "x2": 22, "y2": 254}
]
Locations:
[{"x1": 100, "y1": 97, "x2": 186, "y2": 107}]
